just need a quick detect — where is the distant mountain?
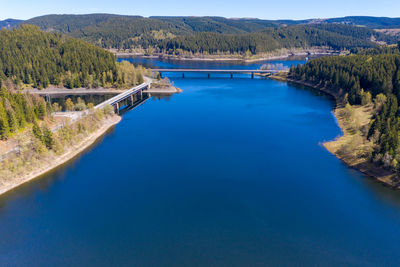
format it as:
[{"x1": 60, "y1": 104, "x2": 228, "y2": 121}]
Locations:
[
  {"x1": 24, "y1": 14, "x2": 289, "y2": 35},
  {"x1": 0, "y1": 19, "x2": 22, "y2": 29},
  {"x1": 323, "y1": 16, "x2": 400, "y2": 29},
  {"x1": 22, "y1": 14, "x2": 400, "y2": 35},
  {"x1": 18, "y1": 14, "x2": 400, "y2": 55}
]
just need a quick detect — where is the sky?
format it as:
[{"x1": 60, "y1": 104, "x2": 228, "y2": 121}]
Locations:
[{"x1": 1, "y1": 0, "x2": 399, "y2": 21}]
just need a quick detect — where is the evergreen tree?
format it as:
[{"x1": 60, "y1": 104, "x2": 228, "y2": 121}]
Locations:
[
  {"x1": 0, "y1": 101, "x2": 9, "y2": 139},
  {"x1": 42, "y1": 126, "x2": 54, "y2": 149},
  {"x1": 32, "y1": 122, "x2": 43, "y2": 142}
]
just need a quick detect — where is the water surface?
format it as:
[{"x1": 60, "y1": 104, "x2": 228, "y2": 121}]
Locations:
[{"x1": 1, "y1": 59, "x2": 400, "y2": 266}]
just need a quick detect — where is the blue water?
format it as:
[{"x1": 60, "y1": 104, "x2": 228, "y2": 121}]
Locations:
[{"x1": 1, "y1": 58, "x2": 400, "y2": 266}]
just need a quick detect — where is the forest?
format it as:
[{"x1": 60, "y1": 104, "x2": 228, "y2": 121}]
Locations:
[
  {"x1": 0, "y1": 25, "x2": 149, "y2": 140},
  {"x1": 160, "y1": 25, "x2": 395, "y2": 55},
  {"x1": 0, "y1": 25, "x2": 147, "y2": 89},
  {"x1": 0, "y1": 87, "x2": 50, "y2": 140},
  {"x1": 22, "y1": 14, "x2": 399, "y2": 54},
  {"x1": 290, "y1": 42, "x2": 400, "y2": 170}
]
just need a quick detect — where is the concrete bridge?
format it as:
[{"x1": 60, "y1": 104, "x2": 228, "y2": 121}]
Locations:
[
  {"x1": 152, "y1": 68, "x2": 282, "y2": 79},
  {"x1": 95, "y1": 81, "x2": 151, "y2": 113}
]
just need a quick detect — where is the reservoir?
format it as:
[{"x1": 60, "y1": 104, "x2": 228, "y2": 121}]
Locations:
[{"x1": 1, "y1": 58, "x2": 400, "y2": 266}]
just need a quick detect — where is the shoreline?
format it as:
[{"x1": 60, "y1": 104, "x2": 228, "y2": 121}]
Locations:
[
  {"x1": 0, "y1": 81, "x2": 181, "y2": 197},
  {"x1": 0, "y1": 115, "x2": 122, "y2": 196},
  {"x1": 271, "y1": 75, "x2": 400, "y2": 189},
  {"x1": 116, "y1": 50, "x2": 340, "y2": 63},
  {"x1": 23, "y1": 85, "x2": 182, "y2": 96}
]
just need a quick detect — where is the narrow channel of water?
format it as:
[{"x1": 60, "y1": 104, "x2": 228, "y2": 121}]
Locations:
[{"x1": 1, "y1": 58, "x2": 400, "y2": 266}]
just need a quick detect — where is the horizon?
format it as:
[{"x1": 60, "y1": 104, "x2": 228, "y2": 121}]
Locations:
[
  {"x1": 2, "y1": 13, "x2": 400, "y2": 22},
  {"x1": 1, "y1": 0, "x2": 400, "y2": 21}
]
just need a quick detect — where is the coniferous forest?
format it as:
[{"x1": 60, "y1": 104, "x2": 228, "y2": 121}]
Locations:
[
  {"x1": 290, "y1": 42, "x2": 400, "y2": 170},
  {"x1": 0, "y1": 87, "x2": 49, "y2": 140},
  {"x1": 0, "y1": 25, "x2": 117, "y2": 89},
  {"x1": 0, "y1": 25, "x2": 146, "y2": 89},
  {"x1": 22, "y1": 14, "x2": 399, "y2": 54}
]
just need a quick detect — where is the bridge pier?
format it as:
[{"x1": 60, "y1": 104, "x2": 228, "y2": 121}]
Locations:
[
  {"x1": 115, "y1": 102, "x2": 120, "y2": 114},
  {"x1": 230, "y1": 73, "x2": 233, "y2": 79},
  {"x1": 45, "y1": 94, "x2": 51, "y2": 102},
  {"x1": 251, "y1": 73, "x2": 254, "y2": 79},
  {"x1": 182, "y1": 73, "x2": 185, "y2": 78}
]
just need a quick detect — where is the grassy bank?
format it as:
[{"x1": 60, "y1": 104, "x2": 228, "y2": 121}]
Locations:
[
  {"x1": 323, "y1": 105, "x2": 397, "y2": 187},
  {"x1": 271, "y1": 73, "x2": 400, "y2": 189}
]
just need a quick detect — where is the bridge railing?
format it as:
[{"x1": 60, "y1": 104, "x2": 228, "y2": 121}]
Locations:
[{"x1": 95, "y1": 82, "x2": 150, "y2": 110}]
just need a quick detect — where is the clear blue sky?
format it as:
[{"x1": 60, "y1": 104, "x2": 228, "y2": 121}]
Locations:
[{"x1": 1, "y1": 0, "x2": 399, "y2": 20}]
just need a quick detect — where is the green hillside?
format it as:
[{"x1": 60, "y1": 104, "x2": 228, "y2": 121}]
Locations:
[
  {"x1": 0, "y1": 25, "x2": 145, "y2": 89},
  {"x1": 23, "y1": 14, "x2": 399, "y2": 54}
]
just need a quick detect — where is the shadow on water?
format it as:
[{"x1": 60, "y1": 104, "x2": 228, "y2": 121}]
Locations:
[
  {"x1": 0, "y1": 123, "x2": 118, "y2": 209},
  {"x1": 0, "y1": 92, "x2": 178, "y2": 207},
  {"x1": 342, "y1": 166, "x2": 400, "y2": 215}
]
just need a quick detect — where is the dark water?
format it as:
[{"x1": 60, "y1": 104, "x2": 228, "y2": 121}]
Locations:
[{"x1": 1, "y1": 58, "x2": 400, "y2": 266}]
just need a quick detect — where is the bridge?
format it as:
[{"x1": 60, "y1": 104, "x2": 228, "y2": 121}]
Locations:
[
  {"x1": 152, "y1": 68, "x2": 282, "y2": 79},
  {"x1": 95, "y1": 81, "x2": 151, "y2": 113}
]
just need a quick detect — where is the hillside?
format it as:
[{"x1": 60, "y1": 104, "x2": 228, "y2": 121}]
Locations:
[
  {"x1": 160, "y1": 24, "x2": 395, "y2": 55},
  {"x1": 323, "y1": 16, "x2": 400, "y2": 29},
  {"x1": 22, "y1": 14, "x2": 399, "y2": 54},
  {"x1": 0, "y1": 25, "x2": 146, "y2": 89}
]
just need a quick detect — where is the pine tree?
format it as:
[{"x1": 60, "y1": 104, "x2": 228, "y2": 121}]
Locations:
[
  {"x1": 32, "y1": 122, "x2": 43, "y2": 142},
  {"x1": 37, "y1": 99, "x2": 47, "y2": 120},
  {"x1": 0, "y1": 101, "x2": 10, "y2": 139},
  {"x1": 42, "y1": 126, "x2": 54, "y2": 149}
]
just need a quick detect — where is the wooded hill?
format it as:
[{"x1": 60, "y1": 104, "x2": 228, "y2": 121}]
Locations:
[
  {"x1": 0, "y1": 25, "x2": 146, "y2": 89},
  {"x1": 21, "y1": 14, "x2": 399, "y2": 54},
  {"x1": 160, "y1": 24, "x2": 395, "y2": 55}
]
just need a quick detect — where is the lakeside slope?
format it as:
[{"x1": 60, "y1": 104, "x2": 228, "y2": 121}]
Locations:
[{"x1": 272, "y1": 74, "x2": 400, "y2": 189}]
